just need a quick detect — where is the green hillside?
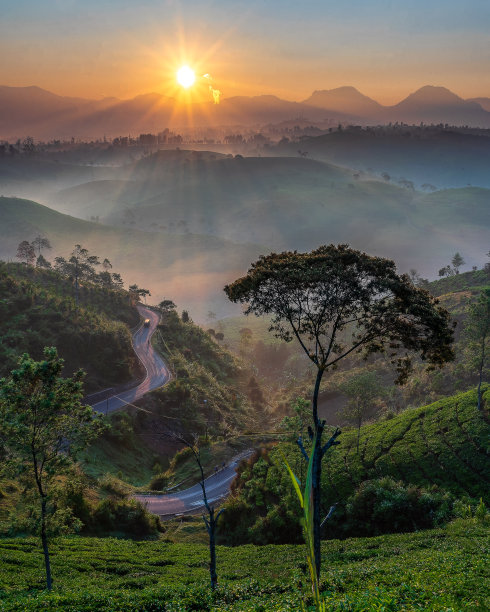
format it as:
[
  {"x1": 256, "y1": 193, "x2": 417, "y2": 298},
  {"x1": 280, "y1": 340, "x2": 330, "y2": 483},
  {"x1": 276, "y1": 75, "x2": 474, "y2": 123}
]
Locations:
[
  {"x1": 83, "y1": 308, "x2": 260, "y2": 486},
  {"x1": 0, "y1": 196, "x2": 263, "y2": 319},
  {"x1": 0, "y1": 520, "x2": 487, "y2": 610},
  {"x1": 0, "y1": 262, "x2": 139, "y2": 392},
  {"x1": 219, "y1": 388, "x2": 489, "y2": 544},
  {"x1": 44, "y1": 152, "x2": 490, "y2": 278}
]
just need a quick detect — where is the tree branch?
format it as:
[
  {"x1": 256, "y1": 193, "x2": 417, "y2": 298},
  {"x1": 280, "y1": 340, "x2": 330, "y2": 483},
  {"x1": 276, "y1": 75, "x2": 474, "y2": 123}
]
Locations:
[
  {"x1": 321, "y1": 428, "x2": 341, "y2": 457},
  {"x1": 296, "y1": 437, "x2": 310, "y2": 462}
]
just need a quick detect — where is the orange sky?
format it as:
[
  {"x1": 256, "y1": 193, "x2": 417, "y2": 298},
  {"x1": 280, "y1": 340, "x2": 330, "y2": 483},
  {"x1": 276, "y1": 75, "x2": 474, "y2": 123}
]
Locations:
[{"x1": 1, "y1": 1, "x2": 489, "y2": 104}]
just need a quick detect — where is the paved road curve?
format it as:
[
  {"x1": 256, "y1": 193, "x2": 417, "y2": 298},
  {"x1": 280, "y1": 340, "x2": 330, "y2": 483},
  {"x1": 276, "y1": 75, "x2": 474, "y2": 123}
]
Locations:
[
  {"x1": 91, "y1": 305, "x2": 170, "y2": 414},
  {"x1": 135, "y1": 451, "x2": 252, "y2": 519}
]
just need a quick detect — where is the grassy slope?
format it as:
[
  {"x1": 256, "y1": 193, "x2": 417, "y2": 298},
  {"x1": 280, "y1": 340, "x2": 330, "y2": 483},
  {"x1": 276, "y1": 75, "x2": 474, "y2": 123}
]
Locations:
[
  {"x1": 320, "y1": 387, "x2": 489, "y2": 504},
  {"x1": 220, "y1": 388, "x2": 489, "y2": 543},
  {"x1": 0, "y1": 262, "x2": 139, "y2": 392},
  {"x1": 0, "y1": 520, "x2": 487, "y2": 610}
]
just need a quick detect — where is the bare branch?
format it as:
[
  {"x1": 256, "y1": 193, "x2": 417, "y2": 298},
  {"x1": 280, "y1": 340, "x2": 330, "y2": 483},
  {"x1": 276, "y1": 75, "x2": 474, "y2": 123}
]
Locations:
[
  {"x1": 296, "y1": 437, "x2": 310, "y2": 462},
  {"x1": 320, "y1": 504, "x2": 337, "y2": 529}
]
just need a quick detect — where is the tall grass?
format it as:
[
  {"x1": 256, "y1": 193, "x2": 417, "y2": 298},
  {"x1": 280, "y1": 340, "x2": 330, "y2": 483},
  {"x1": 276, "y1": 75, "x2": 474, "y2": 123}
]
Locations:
[{"x1": 282, "y1": 436, "x2": 326, "y2": 611}]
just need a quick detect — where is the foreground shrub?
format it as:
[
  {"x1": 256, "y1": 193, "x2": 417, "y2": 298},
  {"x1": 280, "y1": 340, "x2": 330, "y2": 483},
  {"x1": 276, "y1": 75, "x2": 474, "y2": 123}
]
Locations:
[
  {"x1": 327, "y1": 477, "x2": 454, "y2": 538},
  {"x1": 92, "y1": 498, "x2": 162, "y2": 537}
]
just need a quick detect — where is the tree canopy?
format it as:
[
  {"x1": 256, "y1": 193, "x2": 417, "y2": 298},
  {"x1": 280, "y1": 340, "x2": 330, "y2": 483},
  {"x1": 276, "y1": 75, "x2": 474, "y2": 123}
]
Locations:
[{"x1": 225, "y1": 244, "x2": 454, "y2": 385}]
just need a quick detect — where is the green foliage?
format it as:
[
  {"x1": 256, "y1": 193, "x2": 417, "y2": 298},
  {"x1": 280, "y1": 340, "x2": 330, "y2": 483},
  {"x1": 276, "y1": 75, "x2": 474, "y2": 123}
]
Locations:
[
  {"x1": 141, "y1": 309, "x2": 255, "y2": 439},
  {"x1": 222, "y1": 388, "x2": 490, "y2": 544},
  {"x1": 0, "y1": 347, "x2": 104, "y2": 588},
  {"x1": 0, "y1": 262, "x2": 138, "y2": 392},
  {"x1": 0, "y1": 521, "x2": 487, "y2": 610},
  {"x1": 333, "y1": 477, "x2": 454, "y2": 537},
  {"x1": 281, "y1": 434, "x2": 324, "y2": 610},
  {"x1": 225, "y1": 244, "x2": 455, "y2": 384}
]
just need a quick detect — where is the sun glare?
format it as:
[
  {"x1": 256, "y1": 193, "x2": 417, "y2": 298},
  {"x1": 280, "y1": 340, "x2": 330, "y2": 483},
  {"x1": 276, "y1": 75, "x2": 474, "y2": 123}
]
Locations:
[{"x1": 177, "y1": 65, "x2": 195, "y2": 88}]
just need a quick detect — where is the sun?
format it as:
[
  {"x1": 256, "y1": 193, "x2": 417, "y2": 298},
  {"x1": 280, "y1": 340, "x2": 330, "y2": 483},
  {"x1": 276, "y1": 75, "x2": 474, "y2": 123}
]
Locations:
[{"x1": 177, "y1": 65, "x2": 196, "y2": 88}]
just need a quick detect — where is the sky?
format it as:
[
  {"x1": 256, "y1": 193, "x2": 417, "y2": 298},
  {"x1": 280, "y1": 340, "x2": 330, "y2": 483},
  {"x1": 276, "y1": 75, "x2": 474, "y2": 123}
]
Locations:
[{"x1": 1, "y1": 0, "x2": 489, "y2": 104}]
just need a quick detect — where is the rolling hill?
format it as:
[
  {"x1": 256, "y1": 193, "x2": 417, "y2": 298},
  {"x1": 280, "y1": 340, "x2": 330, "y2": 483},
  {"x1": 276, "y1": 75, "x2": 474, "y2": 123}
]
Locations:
[
  {"x1": 0, "y1": 196, "x2": 263, "y2": 319},
  {"x1": 0, "y1": 263, "x2": 139, "y2": 392},
  {"x1": 45, "y1": 153, "x2": 490, "y2": 278}
]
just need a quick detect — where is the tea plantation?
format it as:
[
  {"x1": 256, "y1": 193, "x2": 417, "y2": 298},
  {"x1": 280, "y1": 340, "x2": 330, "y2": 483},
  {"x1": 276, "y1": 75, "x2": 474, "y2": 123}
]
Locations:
[{"x1": 0, "y1": 519, "x2": 487, "y2": 610}]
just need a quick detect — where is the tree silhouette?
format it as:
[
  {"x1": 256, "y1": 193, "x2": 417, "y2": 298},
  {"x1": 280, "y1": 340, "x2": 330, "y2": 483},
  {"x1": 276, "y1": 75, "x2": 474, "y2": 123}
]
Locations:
[
  {"x1": 16, "y1": 240, "x2": 35, "y2": 265},
  {"x1": 225, "y1": 244, "x2": 454, "y2": 579}
]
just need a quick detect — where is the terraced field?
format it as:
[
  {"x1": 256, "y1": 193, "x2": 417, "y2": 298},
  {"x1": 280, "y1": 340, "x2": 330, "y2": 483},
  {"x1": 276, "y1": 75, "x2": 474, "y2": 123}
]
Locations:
[{"x1": 320, "y1": 387, "x2": 489, "y2": 505}]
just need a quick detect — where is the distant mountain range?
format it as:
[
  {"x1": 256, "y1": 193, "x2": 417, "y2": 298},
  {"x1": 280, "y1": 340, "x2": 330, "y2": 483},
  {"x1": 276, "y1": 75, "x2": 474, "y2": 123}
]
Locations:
[{"x1": 1, "y1": 84, "x2": 489, "y2": 139}]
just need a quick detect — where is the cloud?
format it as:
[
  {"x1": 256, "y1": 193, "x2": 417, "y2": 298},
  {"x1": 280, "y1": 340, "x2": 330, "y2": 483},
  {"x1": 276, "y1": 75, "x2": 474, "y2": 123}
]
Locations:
[{"x1": 203, "y1": 73, "x2": 221, "y2": 104}]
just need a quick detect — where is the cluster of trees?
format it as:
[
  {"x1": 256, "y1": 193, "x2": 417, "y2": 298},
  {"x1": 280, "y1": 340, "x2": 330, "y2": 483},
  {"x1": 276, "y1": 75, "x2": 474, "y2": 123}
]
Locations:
[
  {"x1": 438, "y1": 252, "x2": 467, "y2": 277},
  {"x1": 16, "y1": 235, "x2": 52, "y2": 267},
  {"x1": 15, "y1": 240, "x2": 151, "y2": 306}
]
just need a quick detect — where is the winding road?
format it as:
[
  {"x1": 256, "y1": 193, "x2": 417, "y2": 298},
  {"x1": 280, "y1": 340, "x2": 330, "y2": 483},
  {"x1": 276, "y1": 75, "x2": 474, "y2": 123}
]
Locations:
[
  {"x1": 91, "y1": 304, "x2": 170, "y2": 414},
  {"x1": 89, "y1": 304, "x2": 249, "y2": 518},
  {"x1": 135, "y1": 451, "x2": 252, "y2": 519}
]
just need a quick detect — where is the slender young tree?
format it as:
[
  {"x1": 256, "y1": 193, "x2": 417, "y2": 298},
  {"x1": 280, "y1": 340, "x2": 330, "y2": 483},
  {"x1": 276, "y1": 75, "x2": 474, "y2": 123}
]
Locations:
[
  {"x1": 225, "y1": 244, "x2": 454, "y2": 579},
  {"x1": 0, "y1": 348, "x2": 103, "y2": 590},
  {"x1": 170, "y1": 432, "x2": 224, "y2": 590},
  {"x1": 340, "y1": 371, "x2": 384, "y2": 453}
]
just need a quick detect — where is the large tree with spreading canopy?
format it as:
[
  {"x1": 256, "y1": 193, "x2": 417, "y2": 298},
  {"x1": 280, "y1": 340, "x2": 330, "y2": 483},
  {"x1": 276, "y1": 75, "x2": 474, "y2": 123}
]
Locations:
[{"x1": 225, "y1": 244, "x2": 454, "y2": 578}]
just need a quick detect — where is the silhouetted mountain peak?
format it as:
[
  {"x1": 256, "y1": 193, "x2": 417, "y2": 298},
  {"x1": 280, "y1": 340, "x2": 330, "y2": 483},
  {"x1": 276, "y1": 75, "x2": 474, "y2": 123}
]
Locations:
[
  {"x1": 398, "y1": 85, "x2": 466, "y2": 107},
  {"x1": 303, "y1": 86, "x2": 382, "y2": 115}
]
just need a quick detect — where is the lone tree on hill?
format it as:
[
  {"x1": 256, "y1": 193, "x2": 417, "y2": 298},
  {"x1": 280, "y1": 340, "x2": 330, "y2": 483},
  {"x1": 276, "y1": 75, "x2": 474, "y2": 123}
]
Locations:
[
  {"x1": 31, "y1": 235, "x2": 52, "y2": 257},
  {"x1": 225, "y1": 244, "x2": 454, "y2": 579},
  {"x1": 0, "y1": 348, "x2": 103, "y2": 590},
  {"x1": 16, "y1": 240, "x2": 35, "y2": 265},
  {"x1": 451, "y1": 252, "x2": 465, "y2": 274}
]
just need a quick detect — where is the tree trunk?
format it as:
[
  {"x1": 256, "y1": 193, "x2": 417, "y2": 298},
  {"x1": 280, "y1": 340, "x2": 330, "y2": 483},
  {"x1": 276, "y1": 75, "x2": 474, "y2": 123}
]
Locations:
[
  {"x1": 41, "y1": 497, "x2": 52, "y2": 591},
  {"x1": 312, "y1": 367, "x2": 325, "y2": 581},
  {"x1": 477, "y1": 338, "x2": 485, "y2": 411},
  {"x1": 208, "y1": 512, "x2": 218, "y2": 590}
]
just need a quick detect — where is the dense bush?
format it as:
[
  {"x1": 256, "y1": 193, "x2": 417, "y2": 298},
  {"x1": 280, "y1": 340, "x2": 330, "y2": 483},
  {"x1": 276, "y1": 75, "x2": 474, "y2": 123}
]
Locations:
[
  {"x1": 91, "y1": 498, "x2": 162, "y2": 537},
  {"x1": 326, "y1": 477, "x2": 454, "y2": 538}
]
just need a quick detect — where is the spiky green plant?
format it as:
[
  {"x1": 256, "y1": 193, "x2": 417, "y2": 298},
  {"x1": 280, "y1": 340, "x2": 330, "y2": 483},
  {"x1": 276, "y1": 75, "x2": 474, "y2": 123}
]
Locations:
[{"x1": 282, "y1": 438, "x2": 326, "y2": 611}]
